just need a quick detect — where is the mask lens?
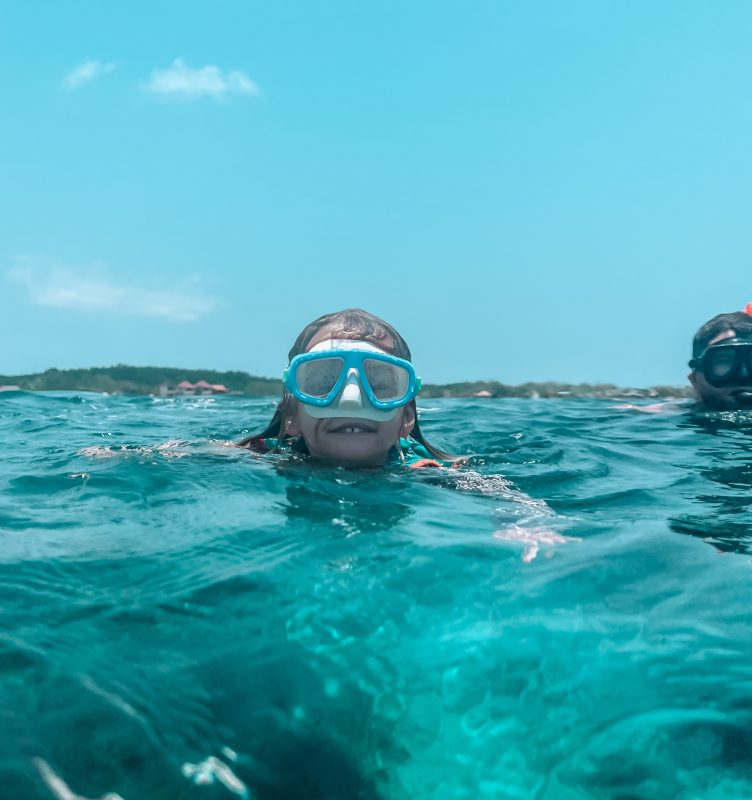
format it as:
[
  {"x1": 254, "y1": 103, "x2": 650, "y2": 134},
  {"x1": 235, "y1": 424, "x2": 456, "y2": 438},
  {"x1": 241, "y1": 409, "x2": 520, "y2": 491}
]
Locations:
[
  {"x1": 297, "y1": 357, "x2": 344, "y2": 398},
  {"x1": 707, "y1": 349, "x2": 737, "y2": 380},
  {"x1": 363, "y1": 359, "x2": 410, "y2": 401}
]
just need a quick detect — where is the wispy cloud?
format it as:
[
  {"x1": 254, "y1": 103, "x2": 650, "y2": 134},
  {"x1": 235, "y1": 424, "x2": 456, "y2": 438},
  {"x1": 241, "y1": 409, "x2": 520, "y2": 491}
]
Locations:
[
  {"x1": 8, "y1": 257, "x2": 220, "y2": 323},
  {"x1": 62, "y1": 60, "x2": 116, "y2": 91},
  {"x1": 144, "y1": 58, "x2": 259, "y2": 100}
]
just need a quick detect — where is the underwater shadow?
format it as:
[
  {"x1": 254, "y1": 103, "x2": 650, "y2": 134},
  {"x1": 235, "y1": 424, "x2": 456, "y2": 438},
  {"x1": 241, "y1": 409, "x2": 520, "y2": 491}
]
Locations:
[
  {"x1": 191, "y1": 642, "x2": 393, "y2": 800},
  {"x1": 278, "y1": 465, "x2": 414, "y2": 537}
]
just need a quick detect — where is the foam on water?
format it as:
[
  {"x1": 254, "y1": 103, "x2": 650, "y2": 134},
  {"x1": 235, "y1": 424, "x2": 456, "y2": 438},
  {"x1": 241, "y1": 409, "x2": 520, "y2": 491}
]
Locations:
[{"x1": 1, "y1": 393, "x2": 752, "y2": 799}]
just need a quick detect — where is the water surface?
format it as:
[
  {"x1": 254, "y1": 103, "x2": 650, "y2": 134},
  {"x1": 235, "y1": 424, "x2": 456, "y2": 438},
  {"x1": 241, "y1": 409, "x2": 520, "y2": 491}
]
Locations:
[{"x1": 1, "y1": 393, "x2": 752, "y2": 800}]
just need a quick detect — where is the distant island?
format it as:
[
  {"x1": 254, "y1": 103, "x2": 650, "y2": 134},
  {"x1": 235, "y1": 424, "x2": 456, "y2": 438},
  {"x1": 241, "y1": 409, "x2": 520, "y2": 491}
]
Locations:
[
  {"x1": 418, "y1": 380, "x2": 693, "y2": 400},
  {"x1": 0, "y1": 365, "x2": 694, "y2": 400},
  {"x1": 0, "y1": 365, "x2": 280, "y2": 396}
]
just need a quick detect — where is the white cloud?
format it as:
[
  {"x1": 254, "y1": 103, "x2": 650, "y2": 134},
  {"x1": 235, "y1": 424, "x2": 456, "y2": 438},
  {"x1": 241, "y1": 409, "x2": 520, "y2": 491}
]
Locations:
[
  {"x1": 63, "y1": 60, "x2": 116, "y2": 91},
  {"x1": 8, "y1": 257, "x2": 220, "y2": 323},
  {"x1": 144, "y1": 58, "x2": 259, "y2": 100}
]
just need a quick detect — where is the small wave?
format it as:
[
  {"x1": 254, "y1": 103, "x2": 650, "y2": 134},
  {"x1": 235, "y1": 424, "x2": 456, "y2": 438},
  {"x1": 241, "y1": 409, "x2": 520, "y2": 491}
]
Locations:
[{"x1": 75, "y1": 440, "x2": 238, "y2": 460}]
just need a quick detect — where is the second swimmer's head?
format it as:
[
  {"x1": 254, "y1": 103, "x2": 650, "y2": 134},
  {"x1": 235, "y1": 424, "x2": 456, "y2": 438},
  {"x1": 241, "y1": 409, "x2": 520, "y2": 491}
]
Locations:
[{"x1": 689, "y1": 305, "x2": 752, "y2": 409}]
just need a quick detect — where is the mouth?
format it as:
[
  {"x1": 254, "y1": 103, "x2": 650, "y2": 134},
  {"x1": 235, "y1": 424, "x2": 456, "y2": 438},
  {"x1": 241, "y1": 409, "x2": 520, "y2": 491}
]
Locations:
[
  {"x1": 732, "y1": 390, "x2": 752, "y2": 407},
  {"x1": 327, "y1": 422, "x2": 378, "y2": 435}
]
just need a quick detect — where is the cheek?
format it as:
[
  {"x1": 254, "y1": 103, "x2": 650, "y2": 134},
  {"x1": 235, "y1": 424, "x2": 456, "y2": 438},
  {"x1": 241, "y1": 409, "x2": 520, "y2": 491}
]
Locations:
[
  {"x1": 400, "y1": 406, "x2": 416, "y2": 436},
  {"x1": 293, "y1": 407, "x2": 320, "y2": 440},
  {"x1": 695, "y1": 375, "x2": 720, "y2": 395},
  {"x1": 379, "y1": 415, "x2": 405, "y2": 441}
]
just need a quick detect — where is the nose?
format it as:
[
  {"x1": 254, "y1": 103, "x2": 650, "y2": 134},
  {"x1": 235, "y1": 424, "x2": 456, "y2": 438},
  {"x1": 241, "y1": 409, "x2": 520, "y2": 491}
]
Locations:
[
  {"x1": 337, "y1": 368, "x2": 364, "y2": 411},
  {"x1": 740, "y1": 363, "x2": 751, "y2": 381}
]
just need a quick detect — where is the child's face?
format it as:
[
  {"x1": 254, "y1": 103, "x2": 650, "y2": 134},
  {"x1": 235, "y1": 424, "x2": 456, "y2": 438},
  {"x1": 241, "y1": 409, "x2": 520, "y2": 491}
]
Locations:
[
  {"x1": 284, "y1": 329, "x2": 416, "y2": 467},
  {"x1": 286, "y1": 404, "x2": 415, "y2": 466}
]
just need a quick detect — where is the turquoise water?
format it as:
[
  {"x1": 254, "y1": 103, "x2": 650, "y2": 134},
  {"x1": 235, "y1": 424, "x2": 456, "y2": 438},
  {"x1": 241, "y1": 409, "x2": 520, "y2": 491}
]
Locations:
[{"x1": 2, "y1": 393, "x2": 752, "y2": 800}]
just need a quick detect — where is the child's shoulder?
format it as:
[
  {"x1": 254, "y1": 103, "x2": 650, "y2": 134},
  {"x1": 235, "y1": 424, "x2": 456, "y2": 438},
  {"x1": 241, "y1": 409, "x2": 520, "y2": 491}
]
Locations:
[{"x1": 393, "y1": 438, "x2": 466, "y2": 469}]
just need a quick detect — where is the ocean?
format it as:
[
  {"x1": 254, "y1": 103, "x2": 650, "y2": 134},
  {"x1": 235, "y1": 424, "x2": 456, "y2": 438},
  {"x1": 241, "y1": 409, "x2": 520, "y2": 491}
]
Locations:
[{"x1": 2, "y1": 392, "x2": 752, "y2": 800}]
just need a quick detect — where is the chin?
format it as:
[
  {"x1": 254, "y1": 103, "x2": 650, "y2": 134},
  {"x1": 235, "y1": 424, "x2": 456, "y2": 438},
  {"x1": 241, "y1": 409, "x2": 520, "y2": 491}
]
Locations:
[
  {"x1": 324, "y1": 445, "x2": 384, "y2": 462},
  {"x1": 316, "y1": 437, "x2": 390, "y2": 465}
]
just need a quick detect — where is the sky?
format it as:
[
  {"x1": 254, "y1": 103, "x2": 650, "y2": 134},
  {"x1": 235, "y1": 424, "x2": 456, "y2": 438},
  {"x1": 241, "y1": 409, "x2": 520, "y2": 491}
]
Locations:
[{"x1": 2, "y1": 1, "x2": 752, "y2": 387}]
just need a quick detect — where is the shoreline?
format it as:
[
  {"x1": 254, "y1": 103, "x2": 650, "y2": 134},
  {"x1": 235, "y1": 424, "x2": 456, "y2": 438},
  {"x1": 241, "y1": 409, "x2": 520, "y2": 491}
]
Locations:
[{"x1": 0, "y1": 365, "x2": 693, "y2": 400}]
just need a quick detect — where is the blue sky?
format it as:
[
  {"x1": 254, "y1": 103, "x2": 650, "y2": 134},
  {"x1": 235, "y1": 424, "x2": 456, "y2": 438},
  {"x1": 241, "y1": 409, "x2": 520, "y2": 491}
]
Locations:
[{"x1": 2, "y1": 1, "x2": 752, "y2": 387}]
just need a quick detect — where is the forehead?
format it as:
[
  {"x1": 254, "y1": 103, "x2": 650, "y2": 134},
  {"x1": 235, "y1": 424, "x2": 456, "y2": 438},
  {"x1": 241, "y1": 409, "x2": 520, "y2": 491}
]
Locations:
[{"x1": 305, "y1": 321, "x2": 396, "y2": 353}]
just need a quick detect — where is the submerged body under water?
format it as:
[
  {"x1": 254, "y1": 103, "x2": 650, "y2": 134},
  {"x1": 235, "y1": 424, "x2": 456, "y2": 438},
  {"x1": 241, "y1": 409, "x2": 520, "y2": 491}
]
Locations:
[{"x1": 2, "y1": 393, "x2": 752, "y2": 800}]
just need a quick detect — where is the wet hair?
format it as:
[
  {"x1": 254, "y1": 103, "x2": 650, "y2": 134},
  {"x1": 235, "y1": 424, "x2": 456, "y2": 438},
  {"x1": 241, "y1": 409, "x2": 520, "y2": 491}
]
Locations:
[
  {"x1": 692, "y1": 311, "x2": 752, "y2": 362},
  {"x1": 237, "y1": 309, "x2": 454, "y2": 460}
]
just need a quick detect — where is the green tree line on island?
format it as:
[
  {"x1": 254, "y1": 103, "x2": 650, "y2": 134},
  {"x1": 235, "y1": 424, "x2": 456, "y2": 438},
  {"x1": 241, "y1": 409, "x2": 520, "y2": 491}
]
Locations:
[
  {"x1": 0, "y1": 365, "x2": 693, "y2": 399},
  {"x1": 418, "y1": 380, "x2": 693, "y2": 399},
  {"x1": 0, "y1": 365, "x2": 281, "y2": 395}
]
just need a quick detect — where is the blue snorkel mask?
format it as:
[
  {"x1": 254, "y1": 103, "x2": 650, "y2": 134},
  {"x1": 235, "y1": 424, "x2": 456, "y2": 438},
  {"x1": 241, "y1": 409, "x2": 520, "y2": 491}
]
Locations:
[{"x1": 284, "y1": 340, "x2": 421, "y2": 422}]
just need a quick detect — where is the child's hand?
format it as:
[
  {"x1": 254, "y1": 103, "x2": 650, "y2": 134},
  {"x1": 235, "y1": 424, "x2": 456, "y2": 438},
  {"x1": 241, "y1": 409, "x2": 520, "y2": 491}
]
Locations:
[{"x1": 493, "y1": 525, "x2": 581, "y2": 562}]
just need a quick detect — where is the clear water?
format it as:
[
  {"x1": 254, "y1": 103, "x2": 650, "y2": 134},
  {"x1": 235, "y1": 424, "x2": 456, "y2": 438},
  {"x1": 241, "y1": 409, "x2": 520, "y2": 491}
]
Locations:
[{"x1": 2, "y1": 393, "x2": 752, "y2": 800}]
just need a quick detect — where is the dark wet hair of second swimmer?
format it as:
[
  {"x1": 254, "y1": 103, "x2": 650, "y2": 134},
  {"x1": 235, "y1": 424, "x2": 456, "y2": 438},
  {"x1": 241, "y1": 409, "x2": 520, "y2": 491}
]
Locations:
[
  {"x1": 692, "y1": 312, "x2": 752, "y2": 360},
  {"x1": 238, "y1": 308, "x2": 454, "y2": 461}
]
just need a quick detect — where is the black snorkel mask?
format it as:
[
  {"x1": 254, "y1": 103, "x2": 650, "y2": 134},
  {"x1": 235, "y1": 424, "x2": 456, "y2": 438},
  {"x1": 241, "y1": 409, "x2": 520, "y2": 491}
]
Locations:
[{"x1": 690, "y1": 336, "x2": 752, "y2": 405}]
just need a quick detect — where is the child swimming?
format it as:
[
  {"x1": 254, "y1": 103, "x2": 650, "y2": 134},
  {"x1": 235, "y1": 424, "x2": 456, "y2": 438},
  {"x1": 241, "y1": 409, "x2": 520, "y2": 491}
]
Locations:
[
  {"x1": 235, "y1": 308, "x2": 580, "y2": 559},
  {"x1": 238, "y1": 309, "x2": 457, "y2": 468}
]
